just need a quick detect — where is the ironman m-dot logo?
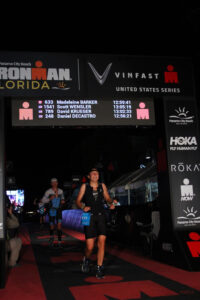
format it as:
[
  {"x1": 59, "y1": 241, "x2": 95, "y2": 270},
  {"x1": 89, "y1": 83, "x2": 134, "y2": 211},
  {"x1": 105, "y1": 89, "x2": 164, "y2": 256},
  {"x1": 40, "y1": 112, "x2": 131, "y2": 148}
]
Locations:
[{"x1": 180, "y1": 178, "x2": 195, "y2": 201}]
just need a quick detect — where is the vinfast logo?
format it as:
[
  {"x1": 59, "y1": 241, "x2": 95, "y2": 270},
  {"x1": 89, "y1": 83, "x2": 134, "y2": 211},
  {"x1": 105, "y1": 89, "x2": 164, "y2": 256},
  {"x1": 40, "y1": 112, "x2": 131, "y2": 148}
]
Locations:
[
  {"x1": 88, "y1": 62, "x2": 112, "y2": 85},
  {"x1": 88, "y1": 63, "x2": 179, "y2": 85},
  {"x1": 171, "y1": 163, "x2": 200, "y2": 173},
  {"x1": 87, "y1": 62, "x2": 184, "y2": 96},
  {"x1": 169, "y1": 107, "x2": 194, "y2": 125},
  {"x1": 180, "y1": 178, "x2": 195, "y2": 201},
  {"x1": 170, "y1": 136, "x2": 197, "y2": 151}
]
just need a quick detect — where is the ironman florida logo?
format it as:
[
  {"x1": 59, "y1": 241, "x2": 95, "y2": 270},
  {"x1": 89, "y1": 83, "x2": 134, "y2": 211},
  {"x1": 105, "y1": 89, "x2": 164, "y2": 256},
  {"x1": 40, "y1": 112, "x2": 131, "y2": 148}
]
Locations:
[{"x1": 0, "y1": 60, "x2": 72, "y2": 91}]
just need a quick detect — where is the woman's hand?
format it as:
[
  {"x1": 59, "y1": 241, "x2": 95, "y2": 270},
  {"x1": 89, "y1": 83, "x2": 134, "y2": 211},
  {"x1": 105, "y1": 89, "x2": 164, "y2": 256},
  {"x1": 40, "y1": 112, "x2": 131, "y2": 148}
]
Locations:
[
  {"x1": 109, "y1": 204, "x2": 115, "y2": 210},
  {"x1": 109, "y1": 199, "x2": 118, "y2": 210},
  {"x1": 83, "y1": 206, "x2": 91, "y2": 212}
]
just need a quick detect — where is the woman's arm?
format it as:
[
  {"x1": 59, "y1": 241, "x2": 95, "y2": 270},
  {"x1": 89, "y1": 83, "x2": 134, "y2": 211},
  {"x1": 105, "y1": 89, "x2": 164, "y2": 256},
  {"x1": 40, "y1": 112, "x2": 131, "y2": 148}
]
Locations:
[
  {"x1": 102, "y1": 183, "x2": 118, "y2": 209},
  {"x1": 76, "y1": 184, "x2": 86, "y2": 209},
  {"x1": 102, "y1": 183, "x2": 113, "y2": 204}
]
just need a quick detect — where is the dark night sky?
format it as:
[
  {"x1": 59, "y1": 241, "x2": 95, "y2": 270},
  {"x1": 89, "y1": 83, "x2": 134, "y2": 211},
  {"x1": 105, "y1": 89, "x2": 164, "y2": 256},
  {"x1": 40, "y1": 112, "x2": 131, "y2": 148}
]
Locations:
[{"x1": 1, "y1": 4, "x2": 200, "y2": 56}]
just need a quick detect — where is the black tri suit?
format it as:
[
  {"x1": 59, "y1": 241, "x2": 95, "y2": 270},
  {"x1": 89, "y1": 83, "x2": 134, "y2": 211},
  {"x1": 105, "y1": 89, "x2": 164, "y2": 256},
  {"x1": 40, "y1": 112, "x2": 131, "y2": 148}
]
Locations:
[{"x1": 82, "y1": 183, "x2": 107, "y2": 239}]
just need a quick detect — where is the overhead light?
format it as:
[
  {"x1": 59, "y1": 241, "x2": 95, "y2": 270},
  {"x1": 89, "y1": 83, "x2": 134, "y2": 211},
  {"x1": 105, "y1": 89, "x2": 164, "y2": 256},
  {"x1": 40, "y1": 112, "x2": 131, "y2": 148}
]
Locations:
[
  {"x1": 145, "y1": 149, "x2": 151, "y2": 160},
  {"x1": 145, "y1": 155, "x2": 151, "y2": 159}
]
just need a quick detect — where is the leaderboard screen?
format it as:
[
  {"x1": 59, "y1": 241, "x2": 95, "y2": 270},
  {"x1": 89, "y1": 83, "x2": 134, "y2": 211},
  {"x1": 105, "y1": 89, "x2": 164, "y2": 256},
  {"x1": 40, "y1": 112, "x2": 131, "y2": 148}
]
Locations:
[{"x1": 12, "y1": 98, "x2": 155, "y2": 126}]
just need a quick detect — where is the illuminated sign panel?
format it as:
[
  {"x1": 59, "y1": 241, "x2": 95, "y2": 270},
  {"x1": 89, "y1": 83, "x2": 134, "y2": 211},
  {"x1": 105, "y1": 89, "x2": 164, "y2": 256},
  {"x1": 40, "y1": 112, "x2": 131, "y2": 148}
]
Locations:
[{"x1": 12, "y1": 98, "x2": 155, "y2": 127}]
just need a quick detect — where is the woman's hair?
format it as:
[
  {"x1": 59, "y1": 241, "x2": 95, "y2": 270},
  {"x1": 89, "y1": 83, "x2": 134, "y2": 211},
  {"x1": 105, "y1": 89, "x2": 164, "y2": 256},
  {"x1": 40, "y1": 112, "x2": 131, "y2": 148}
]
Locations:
[{"x1": 88, "y1": 168, "x2": 99, "y2": 175}]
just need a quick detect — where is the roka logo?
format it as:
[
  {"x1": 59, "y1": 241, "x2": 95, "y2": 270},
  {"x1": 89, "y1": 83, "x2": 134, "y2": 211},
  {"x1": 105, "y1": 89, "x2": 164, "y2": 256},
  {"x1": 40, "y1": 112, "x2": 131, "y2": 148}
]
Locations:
[
  {"x1": 170, "y1": 137, "x2": 197, "y2": 151},
  {"x1": 88, "y1": 62, "x2": 112, "y2": 85},
  {"x1": 171, "y1": 162, "x2": 200, "y2": 173}
]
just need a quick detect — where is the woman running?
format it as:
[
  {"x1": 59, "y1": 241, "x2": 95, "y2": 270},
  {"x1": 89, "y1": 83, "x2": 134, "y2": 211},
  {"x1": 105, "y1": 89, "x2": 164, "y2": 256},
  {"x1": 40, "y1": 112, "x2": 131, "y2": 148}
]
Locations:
[{"x1": 76, "y1": 168, "x2": 118, "y2": 279}]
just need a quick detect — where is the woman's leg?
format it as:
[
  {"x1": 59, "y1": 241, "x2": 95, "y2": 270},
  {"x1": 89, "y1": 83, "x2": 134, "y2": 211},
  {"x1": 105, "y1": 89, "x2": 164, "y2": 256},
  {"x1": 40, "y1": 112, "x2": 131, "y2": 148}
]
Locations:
[
  {"x1": 85, "y1": 238, "x2": 95, "y2": 258},
  {"x1": 81, "y1": 238, "x2": 95, "y2": 273},
  {"x1": 97, "y1": 235, "x2": 106, "y2": 266},
  {"x1": 82, "y1": 216, "x2": 96, "y2": 272}
]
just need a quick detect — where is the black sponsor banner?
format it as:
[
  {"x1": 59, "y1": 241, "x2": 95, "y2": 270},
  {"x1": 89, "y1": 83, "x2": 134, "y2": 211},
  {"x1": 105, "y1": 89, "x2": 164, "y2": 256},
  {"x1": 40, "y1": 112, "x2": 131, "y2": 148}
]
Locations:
[
  {"x1": 0, "y1": 52, "x2": 194, "y2": 97},
  {"x1": 12, "y1": 98, "x2": 155, "y2": 127},
  {"x1": 164, "y1": 97, "x2": 200, "y2": 230}
]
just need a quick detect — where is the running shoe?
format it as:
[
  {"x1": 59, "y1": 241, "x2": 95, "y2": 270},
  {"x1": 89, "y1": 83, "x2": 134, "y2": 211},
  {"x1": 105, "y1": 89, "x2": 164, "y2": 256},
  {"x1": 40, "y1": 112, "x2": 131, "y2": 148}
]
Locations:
[
  {"x1": 96, "y1": 265, "x2": 105, "y2": 279},
  {"x1": 81, "y1": 257, "x2": 90, "y2": 273}
]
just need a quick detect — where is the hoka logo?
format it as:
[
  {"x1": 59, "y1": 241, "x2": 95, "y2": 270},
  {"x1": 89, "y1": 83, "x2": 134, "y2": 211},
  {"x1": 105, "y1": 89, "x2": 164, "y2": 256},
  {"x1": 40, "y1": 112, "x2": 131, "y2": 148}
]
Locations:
[{"x1": 170, "y1": 137, "x2": 197, "y2": 146}]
